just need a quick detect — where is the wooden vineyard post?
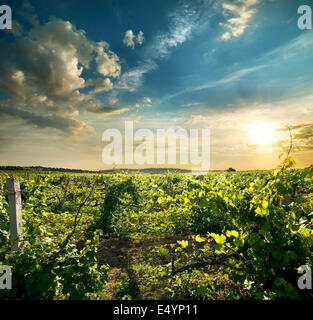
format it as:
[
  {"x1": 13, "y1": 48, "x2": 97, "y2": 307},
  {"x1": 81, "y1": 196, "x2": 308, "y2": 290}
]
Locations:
[
  {"x1": 6, "y1": 178, "x2": 23, "y2": 251},
  {"x1": 105, "y1": 176, "x2": 109, "y2": 196},
  {"x1": 81, "y1": 176, "x2": 85, "y2": 188}
]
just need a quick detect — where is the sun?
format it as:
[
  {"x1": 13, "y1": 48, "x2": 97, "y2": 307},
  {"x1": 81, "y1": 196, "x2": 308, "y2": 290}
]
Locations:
[{"x1": 246, "y1": 122, "x2": 275, "y2": 145}]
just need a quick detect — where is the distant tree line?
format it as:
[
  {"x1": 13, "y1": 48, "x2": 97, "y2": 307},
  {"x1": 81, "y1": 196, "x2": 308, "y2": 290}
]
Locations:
[
  {"x1": 0, "y1": 166, "x2": 193, "y2": 174},
  {"x1": 0, "y1": 165, "x2": 242, "y2": 174},
  {"x1": 0, "y1": 166, "x2": 97, "y2": 173}
]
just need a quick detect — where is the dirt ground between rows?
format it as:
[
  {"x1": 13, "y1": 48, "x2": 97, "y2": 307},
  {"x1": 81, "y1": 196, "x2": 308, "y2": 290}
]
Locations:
[
  {"x1": 96, "y1": 234, "x2": 224, "y2": 299},
  {"x1": 97, "y1": 234, "x2": 194, "y2": 267}
]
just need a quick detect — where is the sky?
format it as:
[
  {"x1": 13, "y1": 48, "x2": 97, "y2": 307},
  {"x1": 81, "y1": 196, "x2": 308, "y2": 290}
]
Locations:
[{"x1": 0, "y1": 0, "x2": 312, "y2": 171}]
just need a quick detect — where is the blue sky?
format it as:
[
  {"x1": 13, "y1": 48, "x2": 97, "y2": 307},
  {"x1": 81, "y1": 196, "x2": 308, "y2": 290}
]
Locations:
[{"x1": 0, "y1": 0, "x2": 313, "y2": 170}]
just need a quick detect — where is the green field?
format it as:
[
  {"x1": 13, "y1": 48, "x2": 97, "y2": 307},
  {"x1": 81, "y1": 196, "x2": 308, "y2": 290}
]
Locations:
[{"x1": 0, "y1": 165, "x2": 312, "y2": 300}]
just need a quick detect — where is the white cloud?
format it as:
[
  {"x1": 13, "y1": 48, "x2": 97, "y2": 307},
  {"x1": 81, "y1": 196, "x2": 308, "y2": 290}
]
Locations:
[
  {"x1": 261, "y1": 31, "x2": 313, "y2": 62},
  {"x1": 109, "y1": 97, "x2": 119, "y2": 105},
  {"x1": 123, "y1": 30, "x2": 135, "y2": 48},
  {"x1": 0, "y1": 36, "x2": 86, "y2": 105},
  {"x1": 29, "y1": 19, "x2": 94, "y2": 67},
  {"x1": 83, "y1": 100, "x2": 129, "y2": 114},
  {"x1": 95, "y1": 43, "x2": 121, "y2": 77},
  {"x1": 119, "y1": 58, "x2": 157, "y2": 90},
  {"x1": 0, "y1": 18, "x2": 124, "y2": 134},
  {"x1": 118, "y1": 1, "x2": 221, "y2": 91},
  {"x1": 220, "y1": 0, "x2": 261, "y2": 40},
  {"x1": 92, "y1": 78, "x2": 114, "y2": 93},
  {"x1": 0, "y1": 103, "x2": 93, "y2": 135},
  {"x1": 143, "y1": 97, "x2": 152, "y2": 104},
  {"x1": 137, "y1": 31, "x2": 144, "y2": 45},
  {"x1": 160, "y1": 65, "x2": 265, "y2": 103},
  {"x1": 129, "y1": 97, "x2": 153, "y2": 111},
  {"x1": 123, "y1": 29, "x2": 145, "y2": 49},
  {"x1": 150, "y1": 4, "x2": 198, "y2": 59}
]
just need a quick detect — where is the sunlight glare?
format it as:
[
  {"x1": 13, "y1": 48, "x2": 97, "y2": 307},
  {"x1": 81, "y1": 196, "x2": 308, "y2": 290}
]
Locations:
[{"x1": 247, "y1": 122, "x2": 275, "y2": 145}]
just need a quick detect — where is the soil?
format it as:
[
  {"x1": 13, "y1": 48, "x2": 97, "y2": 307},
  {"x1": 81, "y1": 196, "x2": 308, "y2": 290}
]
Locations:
[{"x1": 96, "y1": 234, "x2": 196, "y2": 299}]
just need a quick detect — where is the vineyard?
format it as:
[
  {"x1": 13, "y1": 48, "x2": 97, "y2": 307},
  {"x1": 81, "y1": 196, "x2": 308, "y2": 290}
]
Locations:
[{"x1": 0, "y1": 160, "x2": 312, "y2": 300}]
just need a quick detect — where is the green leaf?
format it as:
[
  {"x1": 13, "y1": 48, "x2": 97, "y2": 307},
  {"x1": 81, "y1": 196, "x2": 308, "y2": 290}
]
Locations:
[
  {"x1": 177, "y1": 240, "x2": 188, "y2": 248},
  {"x1": 226, "y1": 230, "x2": 239, "y2": 238},
  {"x1": 233, "y1": 237, "x2": 244, "y2": 247},
  {"x1": 255, "y1": 206, "x2": 268, "y2": 217},
  {"x1": 255, "y1": 207, "x2": 262, "y2": 216},
  {"x1": 262, "y1": 200, "x2": 269, "y2": 209},
  {"x1": 248, "y1": 233, "x2": 260, "y2": 246},
  {"x1": 209, "y1": 233, "x2": 226, "y2": 244},
  {"x1": 195, "y1": 235, "x2": 206, "y2": 242}
]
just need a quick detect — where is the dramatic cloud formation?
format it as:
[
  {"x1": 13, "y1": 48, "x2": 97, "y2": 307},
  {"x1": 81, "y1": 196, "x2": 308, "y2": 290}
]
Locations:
[
  {"x1": 0, "y1": 103, "x2": 91, "y2": 135},
  {"x1": 1, "y1": 0, "x2": 312, "y2": 170},
  {"x1": 220, "y1": 0, "x2": 261, "y2": 40},
  {"x1": 0, "y1": 18, "x2": 126, "y2": 134}
]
